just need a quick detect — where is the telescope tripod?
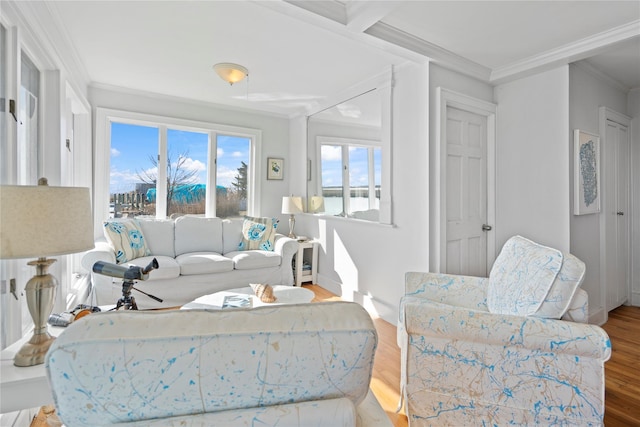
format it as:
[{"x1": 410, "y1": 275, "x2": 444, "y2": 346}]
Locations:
[{"x1": 112, "y1": 280, "x2": 139, "y2": 310}]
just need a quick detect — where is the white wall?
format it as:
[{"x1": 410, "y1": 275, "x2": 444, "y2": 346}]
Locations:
[
  {"x1": 88, "y1": 85, "x2": 291, "y2": 221},
  {"x1": 628, "y1": 89, "x2": 640, "y2": 306},
  {"x1": 493, "y1": 66, "x2": 571, "y2": 252},
  {"x1": 294, "y1": 62, "x2": 430, "y2": 323},
  {"x1": 569, "y1": 63, "x2": 630, "y2": 322}
]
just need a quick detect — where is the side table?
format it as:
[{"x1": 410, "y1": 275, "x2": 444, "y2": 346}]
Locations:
[
  {"x1": 0, "y1": 326, "x2": 64, "y2": 414},
  {"x1": 294, "y1": 240, "x2": 318, "y2": 287}
]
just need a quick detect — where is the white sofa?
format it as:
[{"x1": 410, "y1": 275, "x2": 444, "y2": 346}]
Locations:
[
  {"x1": 45, "y1": 302, "x2": 392, "y2": 427},
  {"x1": 81, "y1": 216, "x2": 299, "y2": 309}
]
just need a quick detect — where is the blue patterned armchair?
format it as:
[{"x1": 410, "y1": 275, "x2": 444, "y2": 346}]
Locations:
[{"x1": 398, "y1": 235, "x2": 611, "y2": 426}]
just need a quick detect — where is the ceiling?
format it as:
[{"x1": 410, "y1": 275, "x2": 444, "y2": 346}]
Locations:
[{"x1": 43, "y1": 0, "x2": 640, "y2": 117}]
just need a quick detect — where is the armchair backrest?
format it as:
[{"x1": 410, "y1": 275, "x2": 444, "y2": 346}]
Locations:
[
  {"x1": 487, "y1": 235, "x2": 585, "y2": 320},
  {"x1": 46, "y1": 302, "x2": 377, "y2": 426}
]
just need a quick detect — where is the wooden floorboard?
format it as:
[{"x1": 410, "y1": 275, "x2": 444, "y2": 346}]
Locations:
[
  {"x1": 304, "y1": 285, "x2": 640, "y2": 427},
  {"x1": 30, "y1": 286, "x2": 639, "y2": 427}
]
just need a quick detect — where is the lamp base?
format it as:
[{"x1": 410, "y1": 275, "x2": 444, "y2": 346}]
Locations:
[
  {"x1": 13, "y1": 257, "x2": 57, "y2": 367},
  {"x1": 288, "y1": 214, "x2": 297, "y2": 239},
  {"x1": 13, "y1": 332, "x2": 56, "y2": 367}
]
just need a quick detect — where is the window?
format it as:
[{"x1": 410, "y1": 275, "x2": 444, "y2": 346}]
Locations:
[
  {"x1": 319, "y1": 137, "x2": 381, "y2": 218},
  {"x1": 99, "y1": 109, "x2": 260, "y2": 222}
]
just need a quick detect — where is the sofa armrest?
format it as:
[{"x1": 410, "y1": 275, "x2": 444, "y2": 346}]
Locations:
[
  {"x1": 80, "y1": 238, "x2": 115, "y2": 270},
  {"x1": 405, "y1": 271, "x2": 488, "y2": 311},
  {"x1": 274, "y1": 234, "x2": 299, "y2": 262},
  {"x1": 81, "y1": 238, "x2": 116, "y2": 293},
  {"x1": 401, "y1": 297, "x2": 611, "y2": 360}
]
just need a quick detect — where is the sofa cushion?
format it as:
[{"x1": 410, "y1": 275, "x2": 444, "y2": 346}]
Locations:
[
  {"x1": 222, "y1": 219, "x2": 243, "y2": 254},
  {"x1": 227, "y1": 250, "x2": 282, "y2": 270},
  {"x1": 176, "y1": 252, "x2": 234, "y2": 275},
  {"x1": 238, "y1": 216, "x2": 278, "y2": 251},
  {"x1": 125, "y1": 255, "x2": 180, "y2": 281},
  {"x1": 103, "y1": 219, "x2": 151, "y2": 264},
  {"x1": 174, "y1": 216, "x2": 223, "y2": 256},
  {"x1": 136, "y1": 218, "x2": 175, "y2": 257},
  {"x1": 487, "y1": 236, "x2": 584, "y2": 319}
]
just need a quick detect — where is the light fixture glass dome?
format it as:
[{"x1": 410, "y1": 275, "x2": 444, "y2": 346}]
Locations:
[{"x1": 213, "y1": 63, "x2": 248, "y2": 85}]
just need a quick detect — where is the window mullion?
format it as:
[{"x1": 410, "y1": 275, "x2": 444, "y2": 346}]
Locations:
[
  {"x1": 368, "y1": 148, "x2": 375, "y2": 208},
  {"x1": 206, "y1": 131, "x2": 217, "y2": 217},
  {"x1": 156, "y1": 125, "x2": 168, "y2": 218},
  {"x1": 342, "y1": 145, "x2": 350, "y2": 216}
]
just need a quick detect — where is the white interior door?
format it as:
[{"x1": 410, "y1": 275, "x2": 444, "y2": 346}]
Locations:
[
  {"x1": 604, "y1": 118, "x2": 630, "y2": 311},
  {"x1": 445, "y1": 107, "x2": 488, "y2": 276}
]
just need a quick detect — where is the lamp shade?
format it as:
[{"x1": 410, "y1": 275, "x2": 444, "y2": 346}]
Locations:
[
  {"x1": 0, "y1": 182, "x2": 94, "y2": 259},
  {"x1": 213, "y1": 63, "x2": 248, "y2": 85},
  {"x1": 309, "y1": 196, "x2": 325, "y2": 213},
  {"x1": 281, "y1": 196, "x2": 303, "y2": 215}
]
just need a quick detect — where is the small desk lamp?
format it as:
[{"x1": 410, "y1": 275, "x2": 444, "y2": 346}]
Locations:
[
  {"x1": 0, "y1": 178, "x2": 93, "y2": 366},
  {"x1": 281, "y1": 196, "x2": 303, "y2": 239}
]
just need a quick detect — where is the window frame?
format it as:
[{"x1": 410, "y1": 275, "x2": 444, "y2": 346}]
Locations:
[
  {"x1": 316, "y1": 135, "x2": 381, "y2": 217},
  {"x1": 95, "y1": 108, "x2": 262, "y2": 236}
]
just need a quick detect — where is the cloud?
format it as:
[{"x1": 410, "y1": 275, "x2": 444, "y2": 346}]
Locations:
[
  {"x1": 178, "y1": 156, "x2": 206, "y2": 173},
  {"x1": 321, "y1": 145, "x2": 342, "y2": 161},
  {"x1": 232, "y1": 151, "x2": 244, "y2": 158},
  {"x1": 111, "y1": 148, "x2": 121, "y2": 157},
  {"x1": 217, "y1": 148, "x2": 224, "y2": 158}
]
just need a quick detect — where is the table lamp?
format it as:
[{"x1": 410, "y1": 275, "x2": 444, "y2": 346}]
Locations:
[
  {"x1": 281, "y1": 196, "x2": 303, "y2": 238},
  {"x1": 0, "y1": 178, "x2": 93, "y2": 366},
  {"x1": 309, "y1": 196, "x2": 325, "y2": 214}
]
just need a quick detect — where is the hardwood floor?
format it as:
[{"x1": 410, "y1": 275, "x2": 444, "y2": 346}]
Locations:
[{"x1": 304, "y1": 285, "x2": 640, "y2": 427}]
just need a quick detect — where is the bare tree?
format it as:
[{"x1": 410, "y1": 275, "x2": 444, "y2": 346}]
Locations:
[{"x1": 137, "y1": 151, "x2": 199, "y2": 212}]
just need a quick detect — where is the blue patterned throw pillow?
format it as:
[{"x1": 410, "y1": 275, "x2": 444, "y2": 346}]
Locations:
[
  {"x1": 238, "y1": 216, "x2": 278, "y2": 251},
  {"x1": 103, "y1": 219, "x2": 151, "y2": 263}
]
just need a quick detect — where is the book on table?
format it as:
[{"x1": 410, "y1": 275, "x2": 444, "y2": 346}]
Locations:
[{"x1": 222, "y1": 294, "x2": 252, "y2": 308}]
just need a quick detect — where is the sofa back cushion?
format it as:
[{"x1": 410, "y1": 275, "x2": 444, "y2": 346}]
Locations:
[
  {"x1": 222, "y1": 218, "x2": 243, "y2": 254},
  {"x1": 174, "y1": 216, "x2": 223, "y2": 256},
  {"x1": 136, "y1": 218, "x2": 175, "y2": 258},
  {"x1": 46, "y1": 302, "x2": 377, "y2": 426}
]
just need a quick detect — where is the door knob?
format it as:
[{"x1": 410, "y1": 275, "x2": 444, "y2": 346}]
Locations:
[
  {"x1": 617, "y1": 212, "x2": 624, "y2": 216},
  {"x1": 482, "y1": 224, "x2": 492, "y2": 231}
]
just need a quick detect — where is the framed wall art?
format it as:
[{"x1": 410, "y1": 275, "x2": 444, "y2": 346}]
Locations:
[
  {"x1": 574, "y1": 129, "x2": 600, "y2": 215},
  {"x1": 267, "y1": 157, "x2": 284, "y2": 180}
]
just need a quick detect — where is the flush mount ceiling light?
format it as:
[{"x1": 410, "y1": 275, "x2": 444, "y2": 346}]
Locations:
[{"x1": 213, "y1": 62, "x2": 248, "y2": 85}]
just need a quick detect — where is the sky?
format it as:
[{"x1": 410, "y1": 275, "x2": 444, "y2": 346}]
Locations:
[
  {"x1": 109, "y1": 122, "x2": 249, "y2": 194},
  {"x1": 320, "y1": 144, "x2": 381, "y2": 188}
]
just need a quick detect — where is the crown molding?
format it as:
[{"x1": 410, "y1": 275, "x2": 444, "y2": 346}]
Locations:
[
  {"x1": 573, "y1": 60, "x2": 630, "y2": 93},
  {"x1": 491, "y1": 20, "x2": 640, "y2": 85},
  {"x1": 364, "y1": 21, "x2": 491, "y2": 82},
  {"x1": 89, "y1": 82, "x2": 291, "y2": 120}
]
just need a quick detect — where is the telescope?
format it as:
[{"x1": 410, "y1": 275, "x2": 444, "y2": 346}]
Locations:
[
  {"x1": 93, "y1": 258, "x2": 159, "y2": 281},
  {"x1": 93, "y1": 258, "x2": 162, "y2": 309}
]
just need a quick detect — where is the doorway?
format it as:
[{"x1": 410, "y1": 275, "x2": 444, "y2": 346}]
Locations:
[
  {"x1": 600, "y1": 107, "x2": 631, "y2": 313},
  {"x1": 436, "y1": 88, "x2": 497, "y2": 276}
]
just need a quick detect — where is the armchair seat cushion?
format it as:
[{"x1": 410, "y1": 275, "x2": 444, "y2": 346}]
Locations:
[
  {"x1": 227, "y1": 250, "x2": 282, "y2": 270},
  {"x1": 176, "y1": 252, "x2": 234, "y2": 275},
  {"x1": 125, "y1": 255, "x2": 180, "y2": 280}
]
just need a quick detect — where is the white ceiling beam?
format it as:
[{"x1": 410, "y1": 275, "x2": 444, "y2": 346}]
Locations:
[{"x1": 345, "y1": 1, "x2": 402, "y2": 33}]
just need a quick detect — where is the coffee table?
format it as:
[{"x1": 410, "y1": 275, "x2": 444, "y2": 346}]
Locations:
[{"x1": 181, "y1": 285, "x2": 314, "y2": 310}]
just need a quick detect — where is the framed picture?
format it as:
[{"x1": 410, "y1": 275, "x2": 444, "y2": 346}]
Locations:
[
  {"x1": 574, "y1": 129, "x2": 600, "y2": 215},
  {"x1": 267, "y1": 157, "x2": 284, "y2": 180}
]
